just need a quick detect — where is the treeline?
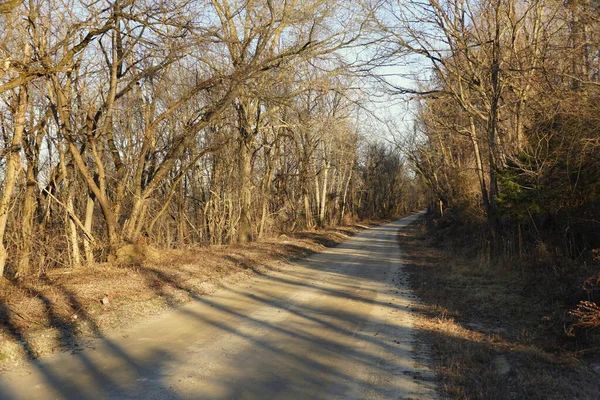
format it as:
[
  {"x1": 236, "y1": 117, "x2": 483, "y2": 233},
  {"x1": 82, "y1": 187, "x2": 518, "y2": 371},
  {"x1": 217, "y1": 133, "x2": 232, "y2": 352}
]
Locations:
[
  {"x1": 0, "y1": 0, "x2": 421, "y2": 279},
  {"x1": 389, "y1": 0, "x2": 600, "y2": 331}
]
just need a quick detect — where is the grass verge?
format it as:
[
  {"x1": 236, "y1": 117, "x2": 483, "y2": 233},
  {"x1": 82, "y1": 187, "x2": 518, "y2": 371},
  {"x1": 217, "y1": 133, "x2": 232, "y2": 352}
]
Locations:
[{"x1": 399, "y1": 220, "x2": 600, "y2": 400}]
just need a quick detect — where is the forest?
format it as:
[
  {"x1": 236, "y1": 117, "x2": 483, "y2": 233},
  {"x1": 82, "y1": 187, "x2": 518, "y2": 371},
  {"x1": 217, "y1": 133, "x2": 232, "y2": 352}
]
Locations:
[
  {"x1": 0, "y1": 0, "x2": 422, "y2": 280},
  {"x1": 396, "y1": 0, "x2": 600, "y2": 337}
]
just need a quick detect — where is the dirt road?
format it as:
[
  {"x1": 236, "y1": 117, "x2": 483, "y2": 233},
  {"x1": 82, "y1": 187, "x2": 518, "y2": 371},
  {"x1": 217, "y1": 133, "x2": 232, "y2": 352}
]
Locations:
[{"x1": 0, "y1": 213, "x2": 436, "y2": 399}]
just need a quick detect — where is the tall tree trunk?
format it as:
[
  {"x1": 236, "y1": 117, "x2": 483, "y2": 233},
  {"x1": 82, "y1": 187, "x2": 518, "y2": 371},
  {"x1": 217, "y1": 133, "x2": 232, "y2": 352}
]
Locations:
[
  {"x1": 58, "y1": 145, "x2": 81, "y2": 269},
  {"x1": 66, "y1": 190, "x2": 81, "y2": 269},
  {"x1": 469, "y1": 116, "x2": 490, "y2": 212},
  {"x1": 319, "y1": 162, "x2": 329, "y2": 227},
  {"x1": 83, "y1": 194, "x2": 95, "y2": 264},
  {"x1": 0, "y1": 74, "x2": 28, "y2": 278},
  {"x1": 488, "y1": 17, "x2": 502, "y2": 224},
  {"x1": 236, "y1": 99, "x2": 257, "y2": 244},
  {"x1": 238, "y1": 136, "x2": 253, "y2": 243},
  {"x1": 314, "y1": 172, "x2": 321, "y2": 225},
  {"x1": 339, "y1": 160, "x2": 354, "y2": 224}
]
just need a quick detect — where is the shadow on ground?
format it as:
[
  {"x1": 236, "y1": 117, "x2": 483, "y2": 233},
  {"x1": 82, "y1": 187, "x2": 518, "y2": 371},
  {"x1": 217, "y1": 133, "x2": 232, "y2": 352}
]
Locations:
[{"x1": 0, "y1": 218, "x2": 434, "y2": 399}]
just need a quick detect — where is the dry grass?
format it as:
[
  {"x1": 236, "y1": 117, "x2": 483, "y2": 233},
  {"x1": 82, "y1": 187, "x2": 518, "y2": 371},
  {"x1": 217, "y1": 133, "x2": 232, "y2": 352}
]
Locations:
[
  {"x1": 0, "y1": 223, "x2": 376, "y2": 369},
  {"x1": 399, "y1": 221, "x2": 600, "y2": 400}
]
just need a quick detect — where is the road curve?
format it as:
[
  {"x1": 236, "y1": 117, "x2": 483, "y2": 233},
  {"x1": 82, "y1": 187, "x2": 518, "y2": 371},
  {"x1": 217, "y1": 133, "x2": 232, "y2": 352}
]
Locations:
[{"x1": 0, "y1": 212, "x2": 437, "y2": 399}]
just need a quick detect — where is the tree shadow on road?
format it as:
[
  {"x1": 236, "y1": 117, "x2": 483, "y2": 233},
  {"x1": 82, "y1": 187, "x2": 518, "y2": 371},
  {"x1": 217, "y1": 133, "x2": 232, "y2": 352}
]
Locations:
[
  {"x1": 0, "y1": 217, "x2": 435, "y2": 399},
  {"x1": 0, "y1": 277, "x2": 182, "y2": 400}
]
